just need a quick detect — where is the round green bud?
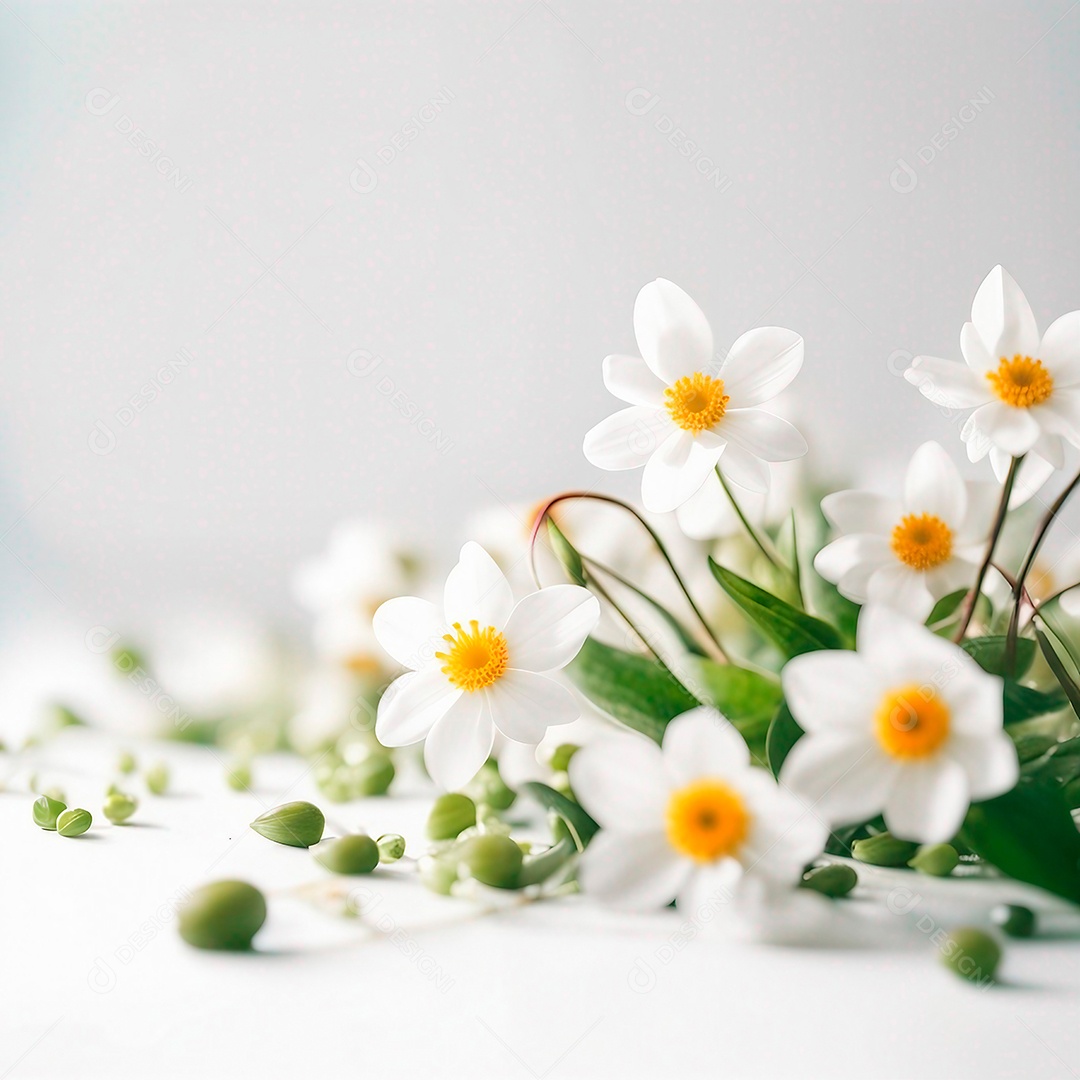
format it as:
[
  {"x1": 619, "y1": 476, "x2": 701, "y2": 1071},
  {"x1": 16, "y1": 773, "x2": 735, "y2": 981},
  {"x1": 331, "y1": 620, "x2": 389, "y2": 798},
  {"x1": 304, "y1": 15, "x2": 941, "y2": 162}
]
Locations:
[
  {"x1": 57, "y1": 808, "x2": 92, "y2": 837},
  {"x1": 226, "y1": 761, "x2": 252, "y2": 792},
  {"x1": 117, "y1": 750, "x2": 137, "y2": 775},
  {"x1": 103, "y1": 792, "x2": 137, "y2": 825},
  {"x1": 909, "y1": 843, "x2": 959, "y2": 877},
  {"x1": 250, "y1": 801, "x2": 324, "y2": 847},
  {"x1": 463, "y1": 761, "x2": 515, "y2": 811},
  {"x1": 419, "y1": 853, "x2": 460, "y2": 895},
  {"x1": 145, "y1": 762, "x2": 169, "y2": 795},
  {"x1": 991, "y1": 903, "x2": 1036, "y2": 939},
  {"x1": 178, "y1": 880, "x2": 267, "y2": 951},
  {"x1": 314, "y1": 834, "x2": 380, "y2": 875},
  {"x1": 549, "y1": 743, "x2": 580, "y2": 773},
  {"x1": 426, "y1": 793, "x2": 476, "y2": 840},
  {"x1": 940, "y1": 927, "x2": 1001, "y2": 984},
  {"x1": 377, "y1": 833, "x2": 406, "y2": 863},
  {"x1": 801, "y1": 863, "x2": 857, "y2": 898},
  {"x1": 461, "y1": 834, "x2": 524, "y2": 890},
  {"x1": 32, "y1": 794, "x2": 67, "y2": 831},
  {"x1": 355, "y1": 753, "x2": 395, "y2": 797},
  {"x1": 852, "y1": 833, "x2": 919, "y2": 867}
]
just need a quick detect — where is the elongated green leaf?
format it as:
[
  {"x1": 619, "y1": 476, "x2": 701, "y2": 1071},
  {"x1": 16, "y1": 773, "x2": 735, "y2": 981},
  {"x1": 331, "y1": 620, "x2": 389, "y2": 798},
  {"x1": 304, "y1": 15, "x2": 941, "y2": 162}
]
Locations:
[
  {"x1": 546, "y1": 517, "x2": 585, "y2": 586},
  {"x1": 765, "y1": 702, "x2": 804, "y2": 779},
  {"x1": 690, "y1": 658, "x2": 782, "y2": 763},
  {"x1": 962, "y1": 635, "x2": 1035, "y2": 677},
  {"x1": 1003, "y1": 680, "x2": 1068, "y2": 724},
  {"x1": 928, "y1": 589, "x2": 991, "y2": 637},
  {"x1": 1035, "y1": 621, "x2": 1080, "y2": 721},
  {"x1": 518, "y1": 836, "x2": 578, "y2": 886},
  {"x1": 709, "y1": 560, "x2": 844, "y2": 659},
  {"x1": 521, "y1": 782, "x2": 599, "y2": 851},
  {"x1": 566, "y1": 637, "x2": 697, "y2": 743}
]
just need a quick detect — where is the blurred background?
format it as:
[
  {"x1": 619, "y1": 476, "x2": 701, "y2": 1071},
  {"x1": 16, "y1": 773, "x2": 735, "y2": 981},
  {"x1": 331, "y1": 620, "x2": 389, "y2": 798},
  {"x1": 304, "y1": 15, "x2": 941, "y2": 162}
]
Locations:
[{"x1": 1, "y1": 0, "x2": 1078, "y2": 646}]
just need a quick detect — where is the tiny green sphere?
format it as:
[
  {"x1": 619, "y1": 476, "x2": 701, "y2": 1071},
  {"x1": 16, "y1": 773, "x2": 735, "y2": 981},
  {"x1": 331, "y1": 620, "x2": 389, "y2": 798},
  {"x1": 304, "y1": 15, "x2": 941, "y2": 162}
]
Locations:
[
  {"x1": 418, "y1": 853, "x2": 460, "y2": 895},
  {"x1": 462, "y1": 834, "x2": 524, "y2": 890},
  {"x1": 851, "y1": 833, "x2": 920, "y2": 867},
  {"x1": 145, "y1": 762, "x2": 169, "y2": 795},
  {"x1": 226, "y1": 761, "x2": 252, "y2": 792},
  {"x1": 549, "y1": 743, "x2": 580, "y2": 773},
  {"x1": 32, "y1": 794, "x2": 67, "y2": 831},
  {"x1": 941, "y1": 927, "x2": 1001, "y2": 984},
  {"x1": 178, "y1": 880, "x2": 267, "y2": 951},
  {"x1": 314, "y1": 834, "x2": 380, "y2": 875},
  {"x1": 426, "y1": 793, "x2": 476, "y2": 840},
  {"x1": 376, "y1": 833, "x2": 406, "y2": 863},
  {"x1": 801, "y1": 863, "x2": 858, "y2": 898},
  {"x1": 117, "y1": 750, "x2": 137, "y2": 775},
  {"x1": 103, "y1": 792, "x2": 137, "y2": 825},
  {"x1": 909, "y1": 843, "x2": 960, "y2": 877},
  {"x1": 57, "y1": 808, "x2": 93, "y2": 837},
  {"x1": 355, "y1": 753, "x2": 395, "y2": 797},
  {"x1": 992, "y1": 903, "x2": 1037, "y2": 939},
  {"x1": 250, "y1": 801, "x2": 325, "y2": 848}
]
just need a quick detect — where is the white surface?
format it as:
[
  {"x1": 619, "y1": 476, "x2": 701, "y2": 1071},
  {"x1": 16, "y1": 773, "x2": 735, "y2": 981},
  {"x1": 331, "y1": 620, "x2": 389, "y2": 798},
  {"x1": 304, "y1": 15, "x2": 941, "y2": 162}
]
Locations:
[{"x1": 5, "y1": 728, "x2": 1080, "y2": 1080}]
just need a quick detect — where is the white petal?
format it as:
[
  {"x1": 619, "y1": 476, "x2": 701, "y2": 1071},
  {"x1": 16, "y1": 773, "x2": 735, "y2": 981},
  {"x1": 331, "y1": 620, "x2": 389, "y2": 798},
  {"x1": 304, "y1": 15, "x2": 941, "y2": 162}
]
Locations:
[
  {"x1": 602, "y1": 353, "x2": 667, "y2": 406},
  {"x1": 503, "y1": 586, "x2": 600, "y2": 672},
  {"x1": 737, "y1": 776, "x2": 828, "y2": 882},
  {"x1": 993, "y1": 447, "x2": 1056, "y2": 506},
  {"x1": 857, "y1": 604, "x2": 984, "y2": 688},
  {"x1": 716, "y1": 441, "x2": 770, "y2": 494},
  {"x1": 641, "y1": 430, "x2": 720, "y2": 513},
  {"x1": 633, "y1": 278, "x2": 714, "y2": 383},
  {"x1": 569, "y1": 734, "x2": 668, "y2": 831},
  {"x1": 925, "y1": 558, "x2": 975, "y2": 598},
  {"x1": 662, "y1": 706, "x2": 750, "y2": 785},
  {"x1": 583, "y1": 405, "x2": 672, "y2": 471},
  {"x1": 372, "y1": 597, "x2": 444, "y2": 669},
  {"x1": 721, "y1": 409, "x2": 807, "y2": 462},
  {"x1": 942, "y1": 667, "x2": 1004, "y2": 737},
  {"x1": 486, "y1": 669, "x2": 579, "y2": 743},
  {"x1": 884, "y1": 757, "x2": 969, "y2": 843},
  {"x1": 781, "y1": 651, "x2": 881, "y2": 733},
  {"x1": 674, "y1": 471, "x2": 743, "y2": 540},
  {"x1": 866, "y1": 564, "x2": 936, "y2": 621},
  {"x1": 579, "y1": 830, "x2": 693, "y2": 911},
  {"x1": 1037, "y1": 387, "x2": 1080, "y2": 448},
  {"x1": 375, "y1": 667, "x2": 459, "y2": 746},
  {"x1": 443, "y1": 542, "x2": 514, "y2": 630},
  {"x1": 960, "y1": 321, "x2": 997, "y2": 376},
  {"x1": 820, "y1": 490, "x2": 900, "y2": 536},
  {"x1": 963, "y1": 400, "x2": 1041, "y2": 457},
  {"x1": 814, "y1": 534, "x2": 893, "y2": 598},
  {"x1": 677, "y1": 859, "x2": 744, "y2": 916},
  {"x1": 971, "y1": 265, "x2": 1040, "y2": 361},
  {"x1": 719, "y1": 327, "x2": 804, "y2": 407},
  {"x1": 948, "y1": 733, "x2": 1019, "y2": 801},
  {"x1": 955, "y1": 480, "x2": 999, "y2": 543},
  {"x1": 423, "y1": 692, "x2": 494, "y2": 790},
  {"x1": 1039, "y1": 310, "x2": 1080, "y2": 385},
  {"x1": 904, "y1": 355, "x2": 989, "y2": 409},
  {"x1": 904, "y1": 441, "x2": 966, "y2": 524}
]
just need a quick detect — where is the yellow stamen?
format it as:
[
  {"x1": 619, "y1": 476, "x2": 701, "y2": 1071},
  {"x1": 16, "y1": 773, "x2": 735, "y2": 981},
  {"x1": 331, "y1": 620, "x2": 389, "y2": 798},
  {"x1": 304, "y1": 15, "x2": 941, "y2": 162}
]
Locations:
[
  {"x1": 435, "y1": 620, "x2": 509, "y2": 692},
  {"x1": 665, "y1": 780, "x2": 750, "y2": 862},
  {"x1": 986, "y1": 355, "x2": 1053, "y2": 408},
  {"x1": 664, "y1": 372, "x2": 730, "y2": 434},
  {"x1": 875, "y1": 684, "x2": 950, "y2": 759},
  {"x1": 890, "y1": 513, "x2": 954, "y2": 571}
]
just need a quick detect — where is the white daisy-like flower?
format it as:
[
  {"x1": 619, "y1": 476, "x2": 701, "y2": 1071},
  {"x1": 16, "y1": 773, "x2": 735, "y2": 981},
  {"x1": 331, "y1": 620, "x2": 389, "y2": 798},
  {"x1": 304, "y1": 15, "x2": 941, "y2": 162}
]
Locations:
[
  {"x1": 569, "y1": 707, "x2": 827, "y2": 912},
  {"x1": 814, "y1": 441, "x2": 996, "y2": 621},
  {"x1": 583, "y1": 279, "x2": 808, "y2": 512},
  {"x1": 780, "y1": 605, "x2": 1019, "y2": 844},
  {"x1": 372, "y1": 542, "x2": 600, "y2": 789},
  {"x1": 905, "y1": 265, "x2": 1080, "y2": 499}
]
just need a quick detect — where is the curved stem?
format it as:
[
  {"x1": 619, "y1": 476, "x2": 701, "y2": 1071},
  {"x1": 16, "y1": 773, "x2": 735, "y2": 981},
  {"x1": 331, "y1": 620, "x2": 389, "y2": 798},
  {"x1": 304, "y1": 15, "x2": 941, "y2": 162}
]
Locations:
[{"x1": 715, "y1": 468, "x2": 785, "y2": 572}]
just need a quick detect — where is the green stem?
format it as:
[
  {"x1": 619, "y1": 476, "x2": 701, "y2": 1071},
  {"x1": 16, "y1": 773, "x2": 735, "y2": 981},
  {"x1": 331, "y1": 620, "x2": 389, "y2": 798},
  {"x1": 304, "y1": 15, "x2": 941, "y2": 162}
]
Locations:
[{"x1": 715, "y1": 468, "x2": 782, "y2": 570}]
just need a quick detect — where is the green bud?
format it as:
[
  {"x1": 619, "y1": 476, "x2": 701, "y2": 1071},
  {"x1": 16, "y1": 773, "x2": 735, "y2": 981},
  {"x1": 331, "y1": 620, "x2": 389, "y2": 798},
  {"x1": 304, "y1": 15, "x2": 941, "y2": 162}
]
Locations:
[
  {"x1": 426, "y1": 793, "x2": 476, "y2": 840},
  {"x1": 178, "y1": 880, "x2": 267, "y2": 950},
  {"x1": 314, "y1": 834, "x2": 380, "y2": 875},
  {"x1": 463, "y1": 760, "x2": 515, "y2": 811},
  {"x1": 226, "y1": 761, "x2": 252, "y2": 792},
  {"x1": 145, "y1": 762, "x2": 169, "y2": 795},
  {"x1": 909, "y1": 843, "x2": 959, "y2": 877},
  {"x1": 105, "y1": 782, "x2": 124, "y2": 798},
  {"x1": 801, "y1": 863, "x2": 857, "y2": 897},
  {"x1": 103, "y1": 792, "x2": 137, "y2": 825},
  {"x1": 991, "y1": 903, "x2": 1036, "y2": 939},
  {"x1": 418, "y1": 853, "x2": 460, "y2": 895},
  {"x1": 549, "y1": 743, "x2": 580, "y2": 773},
  {"x1": 32, "y1": 794, "x2": 66, "y2": 830},
  {"x1": 117, "y1": 750, "x2": 137, "y2": 774},
  {"x1": 57, "y1": 808, "x2": 92, "y2": 837},
  {"x1": 852, "y1": 833, "x2": 919, "y2": 867},
  {"x1": 940, "y1": 927, "x2": 1001, "y2": 984},
  {"x1": 111, "y1": 645, "x2": 145, "y2": 675},
  {"x1": 377, "y1": 833, "x2": 406, "y2": 863},
  {"x1": 461, "y1": 834, "x2": 523, "y2": 890},
  {"x1": 42, "y1": 786, "x2": 66, "y2": 804},
  {"x1": 546, "y1": 517, "x2": 586, "y2": 587},
  {"x1": 354, "y1": 753, "x2": 395, "y2": 796},
  {"x1": 250, "y1": 800, "x2": 325, "y2": 848}
]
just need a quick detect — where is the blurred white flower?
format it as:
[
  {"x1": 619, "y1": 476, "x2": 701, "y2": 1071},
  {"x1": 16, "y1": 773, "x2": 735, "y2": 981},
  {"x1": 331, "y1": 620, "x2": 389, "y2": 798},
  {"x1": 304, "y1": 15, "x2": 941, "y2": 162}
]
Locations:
[{"x1": 287, "y1": 664, "x2": 369, "y2": 755}]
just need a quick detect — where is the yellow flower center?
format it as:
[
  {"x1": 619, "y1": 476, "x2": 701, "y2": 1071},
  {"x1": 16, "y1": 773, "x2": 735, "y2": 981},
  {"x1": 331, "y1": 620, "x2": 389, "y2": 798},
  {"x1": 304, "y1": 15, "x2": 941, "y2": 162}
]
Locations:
[
  {"x1": 664, "y1": 372, "x2": 730, "y2": 434},
  {"x1": 986, "y1": 355, "x2": 1054, "y2": 408},
  {"x1": 875, "y1": 684, "x2": 950, "y2": 759},
  {"x1": 436, "y1": 620, "x2": 509, "y2": 692},
  {"x1": 890, "y1": 513, "x2": 954, "y2": 571},
  {"x1": 665, "y1": 780, "x2": 750, "y2": 862}
]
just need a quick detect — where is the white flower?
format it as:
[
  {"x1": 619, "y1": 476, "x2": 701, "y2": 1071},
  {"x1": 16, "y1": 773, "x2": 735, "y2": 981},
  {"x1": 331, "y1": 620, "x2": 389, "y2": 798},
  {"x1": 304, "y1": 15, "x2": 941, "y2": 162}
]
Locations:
[
  {"x1": 569, "y1": 707, "x2": 826, "y2": 912},
  {"x1": 780, "y1": 605, "x2": 1019, "y2": 844},
  {"x1": 905, "y1": 265, "x2": 1080, "y2": 499},
  {"x1": 814, "y1": 441, "x2": 996, "y2": 621},
  {"x1": 583, "y1": 279, "x2": 808, "y2": 512},
  {"x1": 372, "y1": 542, "x2": 600, "y2": 789}
]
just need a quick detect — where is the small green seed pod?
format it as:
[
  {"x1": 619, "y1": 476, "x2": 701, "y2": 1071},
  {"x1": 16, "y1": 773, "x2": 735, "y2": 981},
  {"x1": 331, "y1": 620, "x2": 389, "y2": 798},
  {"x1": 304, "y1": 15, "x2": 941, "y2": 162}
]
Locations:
[
  {"x1": 909, "y1": 843, "x2": 959, "y2": 877},
  {"x1": 43, "y1": 786, "x2": 66, "y2": 804},
  {"x1": 57, "y1": 808, "x2": 92, "y2": 837},
  {"x1": 103, "y1": 792, "x2": 137, "y2": 825},
  {"x1": 461, "y1": 834, "x2": 524, "y2": 890},
  {"x1": 32, "y1": 794, "x2": 67, "y2": 831},
  {"x1": 940, "y1": 927, "x2": 1001, "y2": 984},
  {"x1": 226, "y1": 761, "x2": 252, "y2": 792},
  {"x1": 426, "y1": 793, "x2": 476, "y2": 840},
  {"x1": 464, "y1": 761, "x2": 515, "y2": 811},
  {"x1": 355, "y1": 753, "x2": 395, "y2": 797},
  {"x1": 991, "y1": 903, "x2": 1036, "y2": 939},
  {"x1": 801, "y1": 863, "x2": 858, "y2": 898},
  {"x1": 851, "y1": 833, "x2": 920, "y2": 867},
  {"x1": 178, "y1": 880, "x2": 267, "y2": 950},
  {"x1": 145, "y1": 762, "x2": 169, "y2": 795},
  {"x1": 549, "y1": 743, "x2": 580, "y2": 773},
  {"x1": 314, "y1": 834, "x2": 380, "y2": 875},
  {"x1": 419, "y1": 853, "x2": 460, "y2": 895},
  {"x1": 376, "y1": 833, "x2": 406, "y2": 863},
  {"x1": 250, "y1": 801, "x2": 325, "y2": 848},
  {"x1": 117, "y1": 750, "x2": 137, "y2": 775}
]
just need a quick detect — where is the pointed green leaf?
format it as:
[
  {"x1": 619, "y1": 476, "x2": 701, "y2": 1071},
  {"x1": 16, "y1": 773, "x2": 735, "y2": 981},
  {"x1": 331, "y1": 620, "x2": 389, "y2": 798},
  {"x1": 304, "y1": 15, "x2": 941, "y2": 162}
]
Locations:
[
  {"x1": 962, "y1": 635, "x2": 1035, "y2": 677},
  {"x1": 765, "y1": 702, "x2": 804, "y2": 779},
  {"x1": 546, "y1": 517, "x2": 586, "y2": 587},
  {"x1": 521, "y1": 782, "x2": 599, "y2": 851},
  {"x1": 690, "y1": 658, "x2": 782, "y2": 763}
]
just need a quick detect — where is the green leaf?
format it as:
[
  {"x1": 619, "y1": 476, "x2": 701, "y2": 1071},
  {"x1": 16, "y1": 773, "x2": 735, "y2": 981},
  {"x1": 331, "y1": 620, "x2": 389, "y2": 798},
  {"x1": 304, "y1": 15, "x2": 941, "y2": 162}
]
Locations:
[
  {"x1": 961, "y1": 779, "x2": 1080, "y2": 905},
  {"x1": 765, "y1": 702, "x2": 804, "y2": 779},
  {"x1": 1035, "y1": 620, "x2": 1080, "y2": 721},
  {"x1": 927, "y1": 589, "x2": 991, "y2": 637},
  {"x1": 518, "y1": 836, "x2": 578, "y2": 887},
  {"x1": 709, "y1": 559, "x2": 845, "y2": 659},
  {"x1": 1003, "y1": 680, "x2": 1069, "y2": 724},
  {"x1": 546, "y1": 517, "x2": 585, "y2": 586},
  {"x1": 521, "y1": 782, "x2": 599, "y2": 851},
  {"x1": 566, "y1": 637, "x2": 697, "y2": 743},
  {"x1": 690, "y1": 658, "x2": 782, "y2": 763},
  {"x1": 962, "y1": 635, "x2": 1035, "y2": 677}
]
